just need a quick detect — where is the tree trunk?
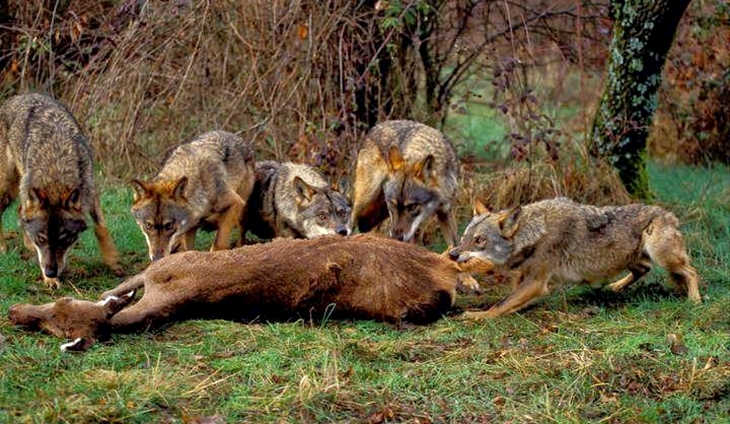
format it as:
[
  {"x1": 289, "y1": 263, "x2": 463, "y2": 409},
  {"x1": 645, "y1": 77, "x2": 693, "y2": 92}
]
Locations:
[{"x1": 590, "y1": 0, "x2": 691, "y2": 199}]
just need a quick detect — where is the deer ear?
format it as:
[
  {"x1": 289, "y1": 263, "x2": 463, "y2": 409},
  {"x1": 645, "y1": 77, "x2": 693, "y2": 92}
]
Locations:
[
  {"x1": 498, "y1": 205, "x2": 522, "y2": 238},
  {"x1": 60, "y1": 337, "x2": 94, "y2": 352},
  {"x1": 130, "y1": 179, "x2": 149, "y2": 202},
  {"x1": 473, "y1": 200, "x2": 489, "y2": 216},
  {"x1": 293, "y1": 176, "x2": 316, "y2": 204},
  {"x1": 387, "y1": 146, "x2": 404, "y2": 172},
  {"x1": 171, "y1": 176, "x2": 188, "y2": 201}
]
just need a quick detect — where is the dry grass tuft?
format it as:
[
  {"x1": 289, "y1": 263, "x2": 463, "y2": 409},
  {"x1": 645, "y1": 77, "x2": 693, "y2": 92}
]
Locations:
[{"x1": 466, "y1": 144, "x2": 632, "y2": 213}]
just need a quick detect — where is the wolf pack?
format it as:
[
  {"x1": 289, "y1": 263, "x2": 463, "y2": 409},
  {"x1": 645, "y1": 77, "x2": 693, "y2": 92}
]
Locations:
[{"x1": 2, "y1": 93, "x2": 702, "y2": 351}]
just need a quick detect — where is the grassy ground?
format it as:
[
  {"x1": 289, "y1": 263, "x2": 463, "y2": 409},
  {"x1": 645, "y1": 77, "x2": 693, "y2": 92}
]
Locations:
[{"x1": 0, "y1": 163, "x2": 728, "y2": 423}]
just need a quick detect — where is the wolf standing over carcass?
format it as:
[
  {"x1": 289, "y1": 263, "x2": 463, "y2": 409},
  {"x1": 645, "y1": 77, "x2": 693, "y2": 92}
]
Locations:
[
  {"x1": 450, "y1": 197, "x2": 702, "y2": 318},
  {"x1": 130, "y1": 131, "x2": 255, "y2": 261},
  {"x1": 245, "y1": 161, "x2": 351, "y2": 239},
  {"x1": 0, "y1": 93, "x2": 121, "y2": 287},
  {"x1": 350, "y1": 120, "x2": 460, "y2": 246}
]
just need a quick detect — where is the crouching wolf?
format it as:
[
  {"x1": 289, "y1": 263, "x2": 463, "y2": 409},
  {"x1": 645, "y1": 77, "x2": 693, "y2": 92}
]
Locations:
[
  {"x1": 9, "y1": 234, "x2": 459, "y2": 351},
  {"x1": 351, "y1": 120, "x2": 459, "y2": 245},
  {"x1": 245, "y1": 161, "x2": 351, "y2": 239},
  {"x1": 131, "y1": 131, "x2": 255, "y2": 261},
  {"x1": 0, "y1": 93, "x2": 121, "y2": 287},
  {"x1": 449, "y1": 197, "x2": 702, "y2": 319}
]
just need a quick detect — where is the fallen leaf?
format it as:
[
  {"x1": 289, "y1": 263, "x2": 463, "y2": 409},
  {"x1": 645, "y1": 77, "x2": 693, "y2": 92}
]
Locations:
[
  {"x1": 184, "y1": 415, "x2": 226, "y2": 424},
  {"x1": 667, "y1": 333, "x2": 688, "y2": 355}
]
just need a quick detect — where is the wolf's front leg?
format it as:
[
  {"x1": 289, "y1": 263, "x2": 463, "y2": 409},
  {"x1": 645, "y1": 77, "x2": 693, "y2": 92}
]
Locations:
[
  {"x1": 211, "y1": 190, "x2": 245, "y2": 251},
  {"x1": 463, "y1": 269, "x2": 550, "y2": 319},
  {"x1": 90, "y1": 196, "x2": 122, "y2": 275}
]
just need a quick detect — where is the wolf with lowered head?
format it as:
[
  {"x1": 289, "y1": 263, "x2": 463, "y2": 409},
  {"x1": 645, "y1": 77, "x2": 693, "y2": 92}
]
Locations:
[
  {"x1": 131, "y1": 130, "x2": 255, "y2": 261},
  {"x1": 0, "y1": 93, "x2": 121, "y2": 287},
  {"x1": 350, "y1": 120, "x2": 459, "y2": 245},
  {"x1": 449, "y1": 197, "x2": 702, "y2": 318},
  {"x1": 245, "y1": 160, "x2": 351, "y2": 240}
]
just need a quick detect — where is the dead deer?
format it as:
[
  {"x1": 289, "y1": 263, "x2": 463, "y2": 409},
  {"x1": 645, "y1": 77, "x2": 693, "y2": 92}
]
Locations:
[{"x1": 9, "y1": 234, "x2": 460, "y2": 351}]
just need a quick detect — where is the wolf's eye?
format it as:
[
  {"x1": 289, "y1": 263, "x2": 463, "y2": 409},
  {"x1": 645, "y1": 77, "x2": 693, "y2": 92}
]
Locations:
[
  {"x1": 163, "y1": 221, "x2": 174, "y2": 231},
  {"x1": 317, "y1": 213, "x2": 328, "y2": 221},
  {"x1": 337, "y1": 209, "x2": 347, "y2": 217},
  {"x1": 474, "y1": 236, "x2": 486, "y2": 245},
  {"x1": 144, "y1": 222, "x2": 153, "y2": 231},
  {"x1": 36, "y1": 233, "x2": 48, "y2": 244},
  {"x1": 405, "y1": 204, "x2": 419, "y2": 213}
]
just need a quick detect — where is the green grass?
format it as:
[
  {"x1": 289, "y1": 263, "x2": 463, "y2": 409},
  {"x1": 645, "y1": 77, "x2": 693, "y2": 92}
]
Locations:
[{"x1": 1, "y1": 165, "x2": 729, "y2": 423}]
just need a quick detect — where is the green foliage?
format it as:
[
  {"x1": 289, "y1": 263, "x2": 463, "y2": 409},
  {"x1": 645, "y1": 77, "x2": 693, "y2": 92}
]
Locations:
[
  {"x1": 1, "y1": 164, "x2": 729, "y2": 422},
  {"x1": 377, "y1": 0, "x2": 432, "y2": 31}
]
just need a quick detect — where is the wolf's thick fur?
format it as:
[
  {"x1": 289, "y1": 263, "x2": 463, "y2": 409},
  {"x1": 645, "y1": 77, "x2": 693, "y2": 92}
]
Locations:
[
  {"x1": 449, "y1": 197, "x2": 702, "y2": 318},
  {"x1": 131, "y1": 131, "x2": 255, "y2": 261},
  {"x1": 245, "y1": 160, "x2": 351, "y2": 239},
  {"x1": 351, "y1": 120, "x2": 459, "y2": 245},
  {"x1": 9, "y1": 235, "x2": 459, "y2": 351},
  {"x1": 0, "y1": 93, "x2": 121, "y2": 287}
]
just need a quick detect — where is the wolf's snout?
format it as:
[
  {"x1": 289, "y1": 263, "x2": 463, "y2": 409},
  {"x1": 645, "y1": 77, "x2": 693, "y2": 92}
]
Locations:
[
  {"x1": 43, "y1": 266, "x2": 58, "y2": 279},
  {"x1": 392, "y1": 230, "x2": 412, "y2": 243},
  {"x1": 448, "y1": 248, "x2": 461, "y2": 261},
  {"x1": 336, "y1": 227, "x2": 349, "y2": 236}
]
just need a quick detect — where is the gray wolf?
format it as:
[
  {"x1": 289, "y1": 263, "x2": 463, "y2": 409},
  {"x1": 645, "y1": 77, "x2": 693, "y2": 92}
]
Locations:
[
  {"x1": 0, "y1": 93, "x2": 121, "y2": 287},
  {"x1": 9, "y1": 234, "x2": 459, "y2": 351},
  {"x1": 449, "y1": 197, "x2": 702, "y2": 318},
  {"x1": 245, "y1": 160, "x2": 351, "y2": 239},
  {"x1": 131, "y1": 130, "x2": 255, "y2": 261},
  {"x1": 350, "y1": 120, "x2": 459, "y2": 245}
]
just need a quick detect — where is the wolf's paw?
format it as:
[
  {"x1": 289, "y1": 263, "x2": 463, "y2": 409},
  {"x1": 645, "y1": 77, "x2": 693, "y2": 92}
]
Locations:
[{"x1": 43, "y1": 276, "x2": 61, "y2": 290}]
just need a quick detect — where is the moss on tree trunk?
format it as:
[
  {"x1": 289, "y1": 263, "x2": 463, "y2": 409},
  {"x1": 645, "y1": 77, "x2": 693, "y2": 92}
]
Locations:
[{"x1": 591, "y1": 0, "x2": 691, "y2": 199}]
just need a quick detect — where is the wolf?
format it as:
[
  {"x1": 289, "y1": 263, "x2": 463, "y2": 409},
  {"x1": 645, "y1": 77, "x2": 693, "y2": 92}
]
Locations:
[
  {"x1": 245, "y1": 160, "x2": 351, "y2": 239},
  {"x1": 449, "y1": 197, "x2": 702, "y2": 318},
  {"x1": 0, "y1": 93, "x2": 121, "y2": 287},
  {"x1": 9, "y1": 234, "x2": 460, "y2": 351},
  {"x1": 131, "y1": 130, "x2": 255, "y2": 261},
  {"x1": 350, "y1": 120, "x2": 459, "y2": 245}
]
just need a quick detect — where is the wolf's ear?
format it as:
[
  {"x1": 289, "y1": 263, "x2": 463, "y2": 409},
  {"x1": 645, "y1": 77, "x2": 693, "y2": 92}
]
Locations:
[
  {"x1": 98, "y1": 290, "x2": 136, "y2": 318},
  {"x1": 498, "y1": 205, "x2": 522, "y2": 238},
  {"x1": 130, "y1": 179, "x2": 149, "y2": 202},
  {"x1": 29, "y1": 188, "x2": 48, "y2": 205},
  {"x1": 64, "y1": 189, "x2": 82, "y2": 212},
  {"x1": 473, "y1": 199, "x2": 489, "y2": 216},
  {"x1": 293, "y1": 176, "x2": 317, "y2": 204},
  {"x1": 170, "y1": 176, "x2": 188, "y2": 201},
  {"x1": 387, "y1": 146, "x2": 404, "y2": 172},
  {"x1": 413, "y1": 154, "x2": 435, "y2": 181}
]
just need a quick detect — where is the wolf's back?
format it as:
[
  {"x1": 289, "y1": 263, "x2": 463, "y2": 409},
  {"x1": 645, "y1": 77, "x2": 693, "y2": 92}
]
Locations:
[
  {"x1": 0, "y1": 93, "x2": 94, "y2": 206},
  {"x1": 366, "y1": 120, "x2": 458, "y2": 167}
]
